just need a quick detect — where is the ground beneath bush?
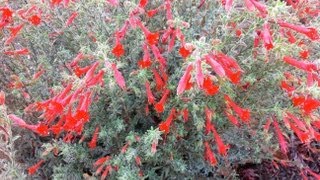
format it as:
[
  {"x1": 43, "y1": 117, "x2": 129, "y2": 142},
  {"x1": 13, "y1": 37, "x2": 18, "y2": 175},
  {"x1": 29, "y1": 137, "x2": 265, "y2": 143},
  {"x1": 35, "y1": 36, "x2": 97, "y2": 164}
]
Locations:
[{"x1": 237, "y1": 140, "x2": 320, "y2": 180}]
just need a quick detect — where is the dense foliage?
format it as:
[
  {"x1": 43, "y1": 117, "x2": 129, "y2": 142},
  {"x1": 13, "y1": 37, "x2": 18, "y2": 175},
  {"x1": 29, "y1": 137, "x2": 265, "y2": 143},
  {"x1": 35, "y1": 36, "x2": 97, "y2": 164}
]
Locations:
[{"x1": 0, "y1": 0, "x2": 320, "y2": 179}]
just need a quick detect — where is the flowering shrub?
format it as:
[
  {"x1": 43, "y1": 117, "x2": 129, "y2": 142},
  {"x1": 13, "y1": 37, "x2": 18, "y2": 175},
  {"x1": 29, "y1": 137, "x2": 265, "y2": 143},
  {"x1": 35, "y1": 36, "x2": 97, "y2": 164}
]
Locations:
[{"x1": 1, "y1": 0, "x2": 320, "y2": 179}]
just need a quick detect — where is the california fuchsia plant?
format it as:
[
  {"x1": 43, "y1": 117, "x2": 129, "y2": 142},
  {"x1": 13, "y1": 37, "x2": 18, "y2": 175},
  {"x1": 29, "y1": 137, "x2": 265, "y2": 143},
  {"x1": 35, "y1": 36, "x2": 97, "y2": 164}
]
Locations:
[{"x1": 1, "y1": 0, "x2": 320, "y2": 179}]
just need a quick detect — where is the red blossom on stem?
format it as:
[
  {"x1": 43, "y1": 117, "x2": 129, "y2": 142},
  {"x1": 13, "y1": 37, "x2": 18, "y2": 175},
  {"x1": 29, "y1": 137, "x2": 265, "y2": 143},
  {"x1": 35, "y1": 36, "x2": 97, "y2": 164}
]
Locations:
[
  {"x1": 111, "y1": 63, "x2": 127, "y2": 90},
  {"x1": 225, "y1": 109, "x2": 240, "y2": 127},
  {"x1": 28, "y1": 160, "x2": 45, "y2": 175},
  {"x1": 28, "y1": 15, "x2": 41, "y2": 26},
  {"x1": 65, "y1": 11, "x2": 78, "y2": 27},
  {"x1": 262, "y1": 22, "x2": 274, "y2": 50},
  {"x1": 179, "y1": 46, "x2": 192, "y2": 59},
  {"x1": 211, "y1": 123, "x2": 229, "y2": 156},
  {"x1": 205, "y1": 55, "x2": 226, "y2": 77},
  {"x1": 154, "y1": 89, "x2": 170, "y2": 113},
  {"x1": 182, "y1": 108, "x2": 189, "y2": 122},
  {"x1": 5, "y1": 23, "x2": 24, "y2": 45},
  {"x1": 283, "y1": 56, "x2": 317, "y2": 72},
  {"x1": 112, "y1": 42, "x2": 125, "y2": 58},
  {"x1": 159, "y1": 108, "x2": 176, "y2": 134},
  {"x1": 145, "y1": 81, "x2": 155, "y2": 105},
  {"x1": 202, "y1": 76, "x2": 219, "y2": 96},
  {"x1": 177, "y1": 64, "x2": 193, "y2": 95},
  {"x1": 204, "y1": 141, "x2": 217, "y2": 166},
  {"x1": 152, "y1": 68, "x2": 165, "y2": 91},
  {"x1": 88, "y1": 126, "x2": 100, "y2": 149},
  {"x1": 4, "y1": 48, "x2": 29, "y2": 56},
  {"x1": 278, "y1": 21, "x2": 319, "y2": 41},
  {"x1": 146, "y1": 32, "x2": 159, "y2": 45},
  {"x1": 195, "y1": 58, "x2": 204, "y2": 88},
  {"x1": 272, "y1": 117, "x2": 288, "y2": 154},
  {"x1": 0, "y1": 91, "x2": 5, "y2": 105},
  {"x1": 224, "y1": 95, "x2": 250, "y2": 123}
]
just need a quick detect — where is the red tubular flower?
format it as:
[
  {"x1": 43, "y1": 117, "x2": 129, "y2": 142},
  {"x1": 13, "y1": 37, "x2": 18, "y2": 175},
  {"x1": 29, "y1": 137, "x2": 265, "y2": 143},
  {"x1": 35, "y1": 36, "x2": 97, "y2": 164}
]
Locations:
[
  {"x1": 151, "y1": 45, "x2": 167, "y2": 67},
  {"x1": 145, "y1": 81, "x2": 155, "y2": 105},
  {"x1": 182, "y1": 108, "x2": 189, "y2": 122},
  {"x1": 138, "y1": 59, "x2": 152, "y2": 68},
  {"x1": 152, "y1": 68, "x2": 165, "y2": 91},
  {"x1": 147, "y1": 9, "x2": 158, "y2": 17},
  {"x1": 244, "y1": 0, "x2": 254, "y2": 11},
  {"x1": 5, "y1": 24, "x2": 24, "y2": 45},
  {"x1": 301, "y1": 97, "x2": 320, "y2": 115},
  {"x1": 162, "y1": 27, "x2": 174, "y2": 43},
  {"x1": 278, "y1": 21, "x2": 319, "y2": 41},
  {"x1": 272, "y1": 117, "x2": 288, "y2": 154},
  {"x1": 211, "y1": 52, "x2": 243, "y2": 84},
  {"x1": 205, "y1": 55, "x2": 226, "y2": 77},
  {"x1": 179, "y1": 46, "x2": 192, "y2": 59},
  {"x1": 263, "y1": 118, "x2": 272, "y2": 132},
  {"x1": 139, "y1": 44, "x2": 152, "y2": 68},
  {"x1": 4, "y1": 48, "x2": 30, "y2": 56},
  {"x1": 121, "y1": 143, "x2": 129, "y2": 154},
  {"x1": 235, "y1": 29, "x2": 242, "y2": 37},
  {"x1": 159, "y1": 108, "x2": 176, "y2": 134},
  {"x1": 248, "y1": 0, "x2": 268, "y2": 18},
  {"x1": 283, "y1": 56, "x2": 317, "y2": 72},
  {"x1": 224, "y1": 0, "x2": 233, "y2": 12},
  {"x1": 111, "y1": 63, "x2": 126, "y2": 90},
  {"x1": 28, "y1": 15, "x2": 41, "y2": 26},
  {"x1": 112, "y1": 42, "x2": 125, "y2": 58},
  {"x1": 94, "y1": 156, "x2": 110, "y2": 167},
  {"x1": 69, "y1": 52, "x2": 84, "y2": 67},
  {"x1": 204, "y1": 141, "x2": 217, "y2": 166},
  {"x1": 0, "y1": 91, "x2": 5, "y2": 105},
  {"x1": 35, "y1": 123, "x2": 49, "y2": 136},
  {"x1": 224, "y1": 68, "x2": 242, "y2": 84},
  {"x1": 139, "y1": 0, "x2": 148, "y2": 8},
  {"x1": 115, "y1": 20, "x2": 129, "y2": 41},
  {"x1": 204, "y1": 107, "x2": 214, "y2": 135},
  {"x1": 101, "y1": 165, "x2": 112, "y2": 180},
  {"x1": 280, "y1": 80, "x2": 295, "y2": 95},
  {"x1": 195, "y1": 58, "x2": 204, "y2": 88},
  {"x1": 299, "y1": 50, "x2": 309, "y2": 59},
  {"x1": 84, "y1": 62, "x2": 100, "y2": 84},
  {"x1": 146, "y1": 32, "x2": 159, "y2": 45},
  {"x1": 135, "y1": 156, "x2": 142, "y2": 166},
  {"x1": 88, "y1": 126, "x2": 100, "y2": 149},
  {"x1": 262, "y1": 22, "x2": 274, "y2": 50},
  {"x1": 65, "y1": 11, "x2": 78, "y2": 27},
  {"x1": 285, "y1": 30, "x2": 297, "y2": 44},
  {"x1": 154, "y1": 89, "x2": 170, "y2": 113},
  {"x1": 224, "y1": 95, "x2": 250, "y2": 123},
  {"x1": 9, "y1": 114, "x2": 38, "y2": 132},
  {"x1": 151, "y1": 139, "x2": 158, "y2": 154},
  {"x1": 177, "y1": 64, "x2": 193, "y2": 95},
  {"x1": 289, "y1": 121, "x2": 310, "y2": 143},
  {"x1": 74, "y1": 65, "x2": 91, "y2": 77},
  {"x1": 202, "y1": 77, "x2": 219, "y2": 96},
  {"x1": 175, "y1": 28, "x2": 185, "y2": 45},
  {"x1": 0, "y1": 7, "x2": 13, "y2": 28},
  {"x1": 225, "y1": 109, "x2": 240, "y2": 127},
  {"x1": 286, "y1": 112, "x2": 307, "y2": 131},
  {"x1": 28, "y1": 159, "x2": 45, "y2": 175},
  {"x1": 159, "y1": 64, "x2": 169, "y2": 83},
  {"x1": 253, "y1": 30, "x2": 261, "y2": 48},
  {"x1": 86, "y1": 70, "x2": 105, "y2": 87},
  {"x1": 211, "y1": 123, "x2": 229, "y2": 156}
]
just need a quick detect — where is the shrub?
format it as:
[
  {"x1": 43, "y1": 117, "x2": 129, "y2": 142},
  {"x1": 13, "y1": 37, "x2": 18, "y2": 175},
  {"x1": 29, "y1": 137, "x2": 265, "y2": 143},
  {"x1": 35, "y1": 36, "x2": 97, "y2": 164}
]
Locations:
[{"x1": 1, "y1": 0, "x2": 320, "y2": 179}]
